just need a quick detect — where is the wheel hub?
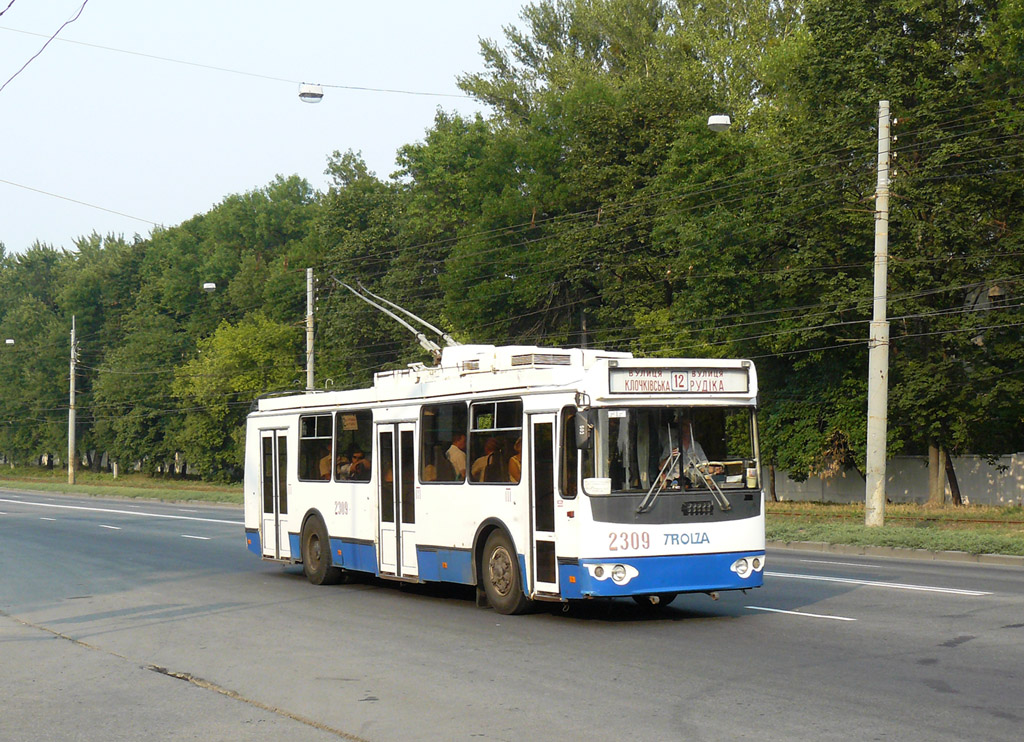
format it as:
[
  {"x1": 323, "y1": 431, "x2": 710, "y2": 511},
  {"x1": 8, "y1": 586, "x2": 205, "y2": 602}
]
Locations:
[{"x1": 488, "y1": 546, "x2": 513, "y2": 596}]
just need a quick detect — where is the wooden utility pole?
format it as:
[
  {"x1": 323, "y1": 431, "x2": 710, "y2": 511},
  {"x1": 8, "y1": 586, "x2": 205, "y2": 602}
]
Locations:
[
  {"x1": 865, "y1": 101, "x2": 891, "y2": 527},
  {"x1": 68, "y1": 315, "x2": 77, "y2": 485},
  {"x1": 306, "y1": 267, "x2": 315, "y2": 390}
]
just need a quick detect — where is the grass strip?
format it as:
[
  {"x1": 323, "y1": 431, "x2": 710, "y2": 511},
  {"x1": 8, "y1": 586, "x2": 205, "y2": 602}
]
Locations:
[
  {"x1": 0, "y1": 469, "x2": 241, "y2": 505},
  {"x1": 767, "y1": 502, "x2": 1024, "y2": 556}
]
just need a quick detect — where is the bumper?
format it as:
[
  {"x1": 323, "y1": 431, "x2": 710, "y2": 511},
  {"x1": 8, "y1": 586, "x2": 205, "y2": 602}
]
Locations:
[{"x1": 559, "y1": 550, "x2": 765, "y2": 598}]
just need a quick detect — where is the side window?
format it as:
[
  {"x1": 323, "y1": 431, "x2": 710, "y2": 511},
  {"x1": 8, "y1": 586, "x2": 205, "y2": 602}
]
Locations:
[
  {"x1": 420, "y1": 403, "x2": 467, "y2": 482},
  {"x1": 560, "y1": 407, "x2": 578, "y2": 498},
  {"x1": 334, "y1": 410, "x2": 373, "y2": 482},
  {"x1": 469, "y1": 400, "x2": 523, "y2": 484},
  {"x1": 298, "y1": 414, "x2": 332, "y2": 482}
]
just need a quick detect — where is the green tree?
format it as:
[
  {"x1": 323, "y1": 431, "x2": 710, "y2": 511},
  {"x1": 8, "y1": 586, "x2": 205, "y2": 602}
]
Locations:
[
  {"x1": 172, "y1": 313, "x2": 301, "y2": 480},
  {"x1": 756, "y1": 0, "x2": 1024, "y2": 477},
  {"x1": 312, "y1": 150, "x2": 416, "y2": 388},
  {"x1": 91, "y1": 311, "x2": 190, "y2": 475},
  {"x1": 0, "y1": 245, "x2": 74, "y2": 464},
  {"x1": 448, "y1": 0, "x2": 802, "y2": 347},
  {"x1": 0, "y1": 295, "x2": 68, "y2": 464}
]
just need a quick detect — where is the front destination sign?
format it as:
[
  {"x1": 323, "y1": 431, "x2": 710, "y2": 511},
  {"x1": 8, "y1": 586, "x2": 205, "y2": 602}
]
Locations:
[{"x1": 608, "y1": 368, "x2": 748, "y2": 394}]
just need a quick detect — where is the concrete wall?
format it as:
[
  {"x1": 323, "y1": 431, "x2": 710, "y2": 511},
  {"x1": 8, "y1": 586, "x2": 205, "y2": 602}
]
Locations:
[{"x1": 769, "y1": 453, "x2": 1024, "y2": 507}]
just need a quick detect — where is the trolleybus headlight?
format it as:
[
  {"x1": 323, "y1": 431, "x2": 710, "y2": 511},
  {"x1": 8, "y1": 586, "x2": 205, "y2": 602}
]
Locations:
[
  {"x1": 585, "y1": 563, "x2": 639, "y2": 585},
  {"x1": 731, "y1": 557, "x2": 751, "y2": 577}
]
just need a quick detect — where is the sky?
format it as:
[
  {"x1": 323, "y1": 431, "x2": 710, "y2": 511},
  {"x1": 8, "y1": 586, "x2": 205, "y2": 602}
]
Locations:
[{"x1": 0, "y1": 0, "x2": 526, "y2": 254}]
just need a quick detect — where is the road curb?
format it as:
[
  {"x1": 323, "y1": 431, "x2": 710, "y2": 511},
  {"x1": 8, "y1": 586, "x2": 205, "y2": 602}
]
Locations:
[{"x1": 767, "y1": 540, "x2": 1024, "y2": 568}]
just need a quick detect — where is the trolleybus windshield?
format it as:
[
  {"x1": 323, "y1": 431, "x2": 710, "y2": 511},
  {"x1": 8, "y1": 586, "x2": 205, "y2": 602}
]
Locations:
[{"x1": 581, "y1": 406, "x2": 758, "y2": 495}]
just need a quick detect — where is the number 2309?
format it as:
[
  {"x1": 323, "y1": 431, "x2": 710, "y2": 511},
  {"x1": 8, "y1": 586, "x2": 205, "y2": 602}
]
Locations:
[{"x1": 608, "y1": 531, "x2": 650, "y2": 551}]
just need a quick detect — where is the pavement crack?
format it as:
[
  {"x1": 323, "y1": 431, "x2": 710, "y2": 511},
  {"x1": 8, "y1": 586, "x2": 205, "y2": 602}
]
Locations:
[
  {"x1": 143, "y1": 664, "x2": 371, "y2": 741},
  {"x1": 940, "y1": 634, "x2": 975, "y2": 648},
  {"x1": 1, "y1": 610, "x2": 369, "y2": 742}
]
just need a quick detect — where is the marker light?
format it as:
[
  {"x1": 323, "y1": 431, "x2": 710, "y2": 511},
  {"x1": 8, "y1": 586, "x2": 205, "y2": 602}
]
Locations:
[{"x1": 730, "y1": 555, "x2": 765, "y2": 578}]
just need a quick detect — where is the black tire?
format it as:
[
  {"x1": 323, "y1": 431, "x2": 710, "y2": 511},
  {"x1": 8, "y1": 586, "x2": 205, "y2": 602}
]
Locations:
[
  {"x1": 301, "y1": 516, "x2": 343, "y2": 585},
  {"x1": 481, "y1": 530, "x2": 531, "y2": 615},
  {"x1": 632, "y1": 593, "x2": 677, "y2": 609}
]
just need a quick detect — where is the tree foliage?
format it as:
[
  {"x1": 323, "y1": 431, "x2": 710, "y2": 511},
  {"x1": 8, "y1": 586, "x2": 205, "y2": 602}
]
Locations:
[
  {"x1": 172, "y1": 313, "x2": 301, "y2": 480},
  {"x1": 0, "y1": 0, "x2": 1020, "y2": 482}
]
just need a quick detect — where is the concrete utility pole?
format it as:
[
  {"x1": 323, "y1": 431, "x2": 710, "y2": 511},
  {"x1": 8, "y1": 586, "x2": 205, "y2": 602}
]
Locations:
[
  {"x1": 865, "y1": 100, "x2": 891, "y2": 527},
  {"x1": 68, "y1": 315, "x2": 77, "y2": 485},
  {"x1": 306, "y1": 267, "x2": 315, "y2": 390}
]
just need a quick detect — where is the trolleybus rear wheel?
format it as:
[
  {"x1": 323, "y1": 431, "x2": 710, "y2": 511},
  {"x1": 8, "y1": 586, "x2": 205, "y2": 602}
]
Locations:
[
  {"x1": 482, "y1": 530, "x2": 530, "y2": 615},
  {"x1": 302, "y1": 516, "x2": 343, "y2": 585}
]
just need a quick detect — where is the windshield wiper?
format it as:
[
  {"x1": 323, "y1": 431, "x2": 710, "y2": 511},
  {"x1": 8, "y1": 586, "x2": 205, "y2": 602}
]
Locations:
[
  {"x1": 686, "y1": 459, "x2": 732, "y2": 512},
  {"x1": 636, "y1": 449, "x2": 680, "y2": 514}
]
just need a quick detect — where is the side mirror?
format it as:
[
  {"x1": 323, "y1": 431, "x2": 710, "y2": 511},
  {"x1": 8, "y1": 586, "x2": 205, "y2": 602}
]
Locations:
[{"x1": 575, "y1": 409, "x2": 593, "y2": 449}]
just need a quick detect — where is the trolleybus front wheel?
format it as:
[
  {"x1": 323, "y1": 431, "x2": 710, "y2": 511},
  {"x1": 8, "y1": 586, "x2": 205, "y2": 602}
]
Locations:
[
  {"x1": 481, "y1": 530, "x2": 530, "y2": 615},
  {"x1": 301, "y1": 516, "x2": 343, "y2": 586}
]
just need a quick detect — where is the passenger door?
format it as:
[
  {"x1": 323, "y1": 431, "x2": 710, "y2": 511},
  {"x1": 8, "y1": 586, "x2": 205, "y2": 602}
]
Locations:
[
  {"x1": 377, "y1": 422, "x2": 418, "y2": 578},
  {"x1": 529, "y1": 414, "x2": 558, "y2": 596},
  {"x1": 260, "y1": 429, "x2": 290, "y2": 559}
]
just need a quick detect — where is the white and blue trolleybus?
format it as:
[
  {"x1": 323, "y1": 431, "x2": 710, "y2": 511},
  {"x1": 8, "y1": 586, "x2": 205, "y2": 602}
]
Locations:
[{"x1": 244, "y1": 343, "x2": 765, "y2": 613}]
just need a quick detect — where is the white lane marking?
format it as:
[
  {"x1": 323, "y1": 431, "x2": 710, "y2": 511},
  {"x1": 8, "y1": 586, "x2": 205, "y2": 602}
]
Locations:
[
  {"x1": 0, "y1": 498, "x2": 240, "y2": 526},
  {"x1": 747, "y1": 605, "x2": 856, "y2": 622},
  {"x1": 99, "y1": 524, "x2": 121, "y2": 530},
  {"x1": 40, "y1": 517, "x2": 57, "y2": 521},
  {"x1": 178, "y1": 509, "x2": 199, "y2": 513},
  {"x1": 767, "y1": 571, "x2": 992, "y2": 596},
  {"x1": 181, "y1": 534, "x2": 211, "y2": 541},
  {"x1": 800, "y1": 559, "x2": 878, "y2": 568}
]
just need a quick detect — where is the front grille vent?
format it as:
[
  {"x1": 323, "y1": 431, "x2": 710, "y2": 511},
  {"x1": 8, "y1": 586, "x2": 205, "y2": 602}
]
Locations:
[{"x1": 681, "y1": 500, "x2": 714, "y2": 517}]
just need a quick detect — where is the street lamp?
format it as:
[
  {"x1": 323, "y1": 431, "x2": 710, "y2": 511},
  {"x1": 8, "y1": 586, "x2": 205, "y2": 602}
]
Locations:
[
  {"x1": 298, "y1": 83, "x2": 324, "y2": 103},
  {"x1": 707, "y1": 114, "x2": 732, "y2": 132},
  {"x1": 202, "y1": 282, "x2": 216, "y2": 293},
  {"x1": 4, "y1": 338, "x2": 12, "y2": 345}
]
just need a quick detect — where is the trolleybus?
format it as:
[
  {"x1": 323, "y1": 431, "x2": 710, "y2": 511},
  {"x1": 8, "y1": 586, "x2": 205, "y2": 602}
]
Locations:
[{"x1": 243, "y1": 343, "x2": 765, "y2": 613}]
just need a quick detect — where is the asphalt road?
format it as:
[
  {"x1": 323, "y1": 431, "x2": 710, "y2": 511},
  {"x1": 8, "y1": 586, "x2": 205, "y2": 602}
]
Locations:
[{"x1": 2, "y1": 489, "x2": 1022, "y2": 741}]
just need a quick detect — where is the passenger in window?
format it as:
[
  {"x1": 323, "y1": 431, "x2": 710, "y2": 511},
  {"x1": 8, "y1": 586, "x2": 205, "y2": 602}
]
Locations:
[
  {"x1": 662, "y1": 419, "x2": 723, "y2": 488},
  {"x1": 472, "y1": 437, "x2": 505, "y2": 482},
  {"x1": 681, "y1": 420, "x2": 724, "y2": 476},
  {"x1": 318, "y1": 448, "x2": 333, "y2": 480},
  {"x1": 446, "y1": 433, "x2": 467, "y2": 479},
  {"x1": 508, "y1": 437, "x2": 523, "y2": 484},
  {"x1": 428, "y1": 444, "x2": 455, "y2": 481},
  {"x1": 348, "y1": 447, "x2": 371, "y2": 481},
  {"x1": 335, "y1": 452, "x2": 350, "y2": 480}
]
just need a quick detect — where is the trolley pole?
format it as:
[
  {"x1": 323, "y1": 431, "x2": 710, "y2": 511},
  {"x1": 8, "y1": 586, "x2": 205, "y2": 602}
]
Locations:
[
  {"x1": 68, "y1": 315, "x2": 77, "y2": 485},
  {"x1": 306, "y1": 267, "x2": 315, "y2": 390},
  {"x1": 865, "y1": 100, "x2": 891, "y2": 527}
]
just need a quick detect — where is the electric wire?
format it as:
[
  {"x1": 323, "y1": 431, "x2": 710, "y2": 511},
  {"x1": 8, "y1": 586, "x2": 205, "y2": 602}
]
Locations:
[
  {"x1": 0, "y1": 1, "x2": 89, "y2": 95},
  {"x1": 0, "y1": 23, "x2": 472, "y2": 99}
]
